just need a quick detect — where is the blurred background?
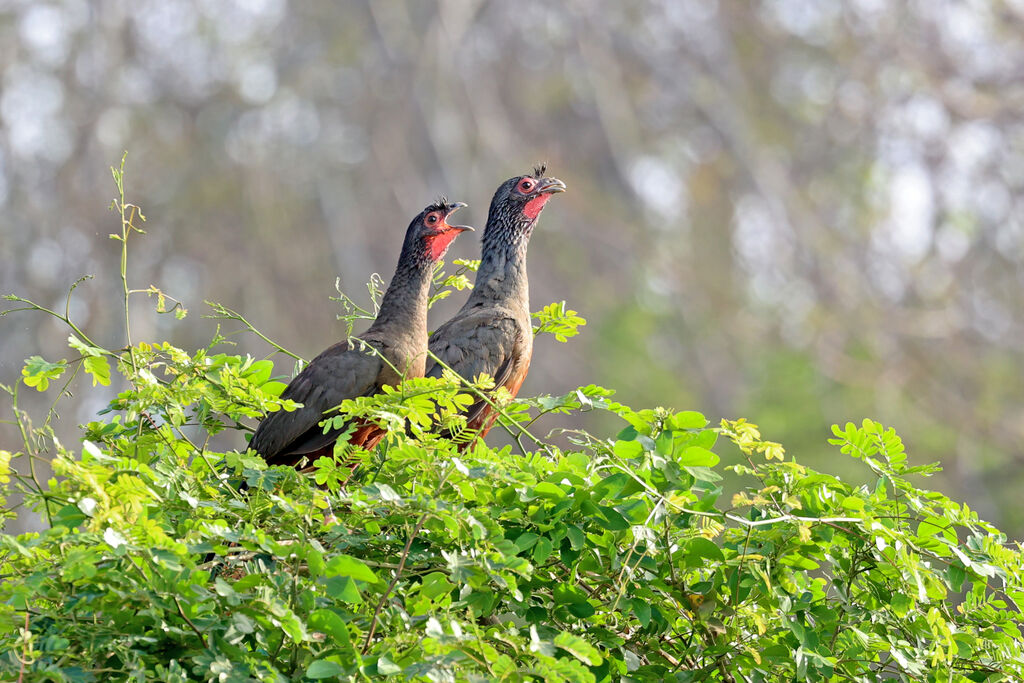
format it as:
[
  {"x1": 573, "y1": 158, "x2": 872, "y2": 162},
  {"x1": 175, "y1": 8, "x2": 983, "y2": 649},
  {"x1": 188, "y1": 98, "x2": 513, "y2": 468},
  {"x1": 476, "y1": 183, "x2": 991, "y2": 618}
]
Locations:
[{"x1": 2, "y1": 0, "x2": 1023, "y2": 536}]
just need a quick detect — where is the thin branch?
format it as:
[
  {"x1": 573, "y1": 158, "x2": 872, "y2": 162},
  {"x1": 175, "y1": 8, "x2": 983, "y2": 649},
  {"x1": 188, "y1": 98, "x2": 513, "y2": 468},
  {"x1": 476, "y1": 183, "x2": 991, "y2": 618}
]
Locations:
[
  {"x1": 204, "y1": 302, "x2": 304, "y2": 362},
  {"x1": 17, "y1": 612, "x2": 28, "y2": 683},
  {"x1": 362, "y1": 466, "x2": 453, "y2": 652},
  {"x1": 173, "y1": 596, "x2": 208, "y2": 649}
]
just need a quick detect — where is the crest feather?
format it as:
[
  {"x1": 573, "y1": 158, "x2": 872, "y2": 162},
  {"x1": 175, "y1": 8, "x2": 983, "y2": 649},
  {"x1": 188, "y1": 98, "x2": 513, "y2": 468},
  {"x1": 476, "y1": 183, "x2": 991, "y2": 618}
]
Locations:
[
  {"x1": 426, "y1": 196, "x2": 455, "y2": 213},
  {"x1": 531, "y1": 163, "x2": 547, "y2": 178}
]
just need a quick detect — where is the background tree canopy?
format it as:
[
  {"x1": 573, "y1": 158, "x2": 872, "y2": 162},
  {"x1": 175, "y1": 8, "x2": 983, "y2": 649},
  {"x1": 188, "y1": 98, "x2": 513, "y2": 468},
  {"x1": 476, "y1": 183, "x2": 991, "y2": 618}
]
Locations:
[{"x1": 2, "y1": 0, "x2": 1024, "y2": 540}]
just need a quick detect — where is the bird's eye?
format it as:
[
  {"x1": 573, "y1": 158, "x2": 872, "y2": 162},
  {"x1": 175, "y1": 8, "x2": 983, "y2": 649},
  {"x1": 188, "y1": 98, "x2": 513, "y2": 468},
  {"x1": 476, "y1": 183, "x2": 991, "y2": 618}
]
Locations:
[
  {"x1": 426, "y1": 212, "x2": 439, "y2": 225},
  {"x1": 518, "y1": 178, "x2": 535, "y2": 193}
]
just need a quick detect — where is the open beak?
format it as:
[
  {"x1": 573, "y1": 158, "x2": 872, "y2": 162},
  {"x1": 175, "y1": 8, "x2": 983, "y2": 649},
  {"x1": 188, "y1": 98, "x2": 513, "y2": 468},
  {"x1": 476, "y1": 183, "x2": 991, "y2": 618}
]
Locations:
[
  {"x1": 533, "y1": 177, "x2": 567, "y2": 195},
  {"x1": 443, "y1": 202, "x2": 474, "y2": 232}
]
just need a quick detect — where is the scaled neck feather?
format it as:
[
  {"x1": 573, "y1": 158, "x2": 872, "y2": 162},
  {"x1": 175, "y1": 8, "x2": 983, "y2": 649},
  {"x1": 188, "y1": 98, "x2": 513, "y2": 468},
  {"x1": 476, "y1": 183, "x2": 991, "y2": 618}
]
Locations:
[
  {"x1": 466, "y1": 218, "x2": 532, "y2": 309},
  {"x1": 366, "y1": 245, "x2": 431, "y2": 343}
]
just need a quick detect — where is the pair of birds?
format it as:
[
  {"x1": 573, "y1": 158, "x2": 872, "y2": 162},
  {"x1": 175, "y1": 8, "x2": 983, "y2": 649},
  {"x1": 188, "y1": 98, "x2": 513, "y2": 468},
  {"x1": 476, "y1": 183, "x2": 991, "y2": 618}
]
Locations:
[{"x1": 249, "y1": 166, "x2": 566, "y2": 469}]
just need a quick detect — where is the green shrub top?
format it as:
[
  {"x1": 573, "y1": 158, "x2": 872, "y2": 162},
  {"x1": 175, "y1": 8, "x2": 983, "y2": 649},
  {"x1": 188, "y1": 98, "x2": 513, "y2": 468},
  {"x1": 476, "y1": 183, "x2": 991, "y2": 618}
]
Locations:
[{"x1": 1, "y1": 159, "x2": 1022, "y2": 682}]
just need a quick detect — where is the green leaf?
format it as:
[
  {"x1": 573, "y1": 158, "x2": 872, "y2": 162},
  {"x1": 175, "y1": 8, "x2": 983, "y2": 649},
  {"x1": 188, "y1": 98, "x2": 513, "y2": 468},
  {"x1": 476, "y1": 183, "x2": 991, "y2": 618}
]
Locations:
[
  {"x1": 324, "y1": 554, "x2": 379, "y2": 583},
  {"x1": 83, "y1": 355, "x2": 111, "y2": 386},
  {"x1": 261, "y1": 380, "x2": 288, "y2": 398},
  {"x1": 685, "y1": 466, "x2": 722, "y2": 483},
  {"x1": 670, "y1": 411, "x2": 707, "y2": 430},
  {"x1": 307, "y1": 660, "x2": 345, "y2": 679},
  {"x1": 533, "y1": 537, "x2": 553, "y2": 563},
  {"x1": 532, "y1": 481, "x2": 567, "y2": 501},
  {"x1": 592, "y1": 472, "x2": 630, "y2": 501},
  {"x1": 420, "y1": 572, "x2": 456, "y2": 600},
  {"x1": 554, "y1": 631, "x2": 603, "y2": 665},
  {"x1": 596, "y1": 505, "x2": 630, "y2": 531},
  {"x1": 242, "y1": 359, "x2": 274, "y2": 385},
  {"x1": 309, "y1": 610, "x2": 353, "y2": 648},
  {"x1": 613, "y1": 439, "x2": 643, "y2": 459},
  {"x1": 840, "y1": 496, "x2": 865, "y2": 511},
  {"x1": 655, "y1": 430, "x2": 675, "y2": 458},
  {"x1": 52, "y1": 504, "x2": 87, "y2": 529},
  {"x1": 232, "y1": 613, "x2": 255, "y2": 634},
  {"x1": 273, "y1": 604, "x2": 307, "y2": 642},
  {"x1": 948, "y1": 564, "x2": 966, "y2": 592},
  {"x1": 553, "y1": 584, "x2": 589, "y2": 605},
  {"x1": 891, "y1": 593, "x2": 914, "y2": 618},
  {"x1": 532, "y1": 301, "x2": 587, "y2": 342},
  {"x1": 918, "y1": 515, "x2": 957, "y2": 544},
  {"x1": 68, "y1": 334, "x2": 104, "y2": 356},
  {"x1": 566, "y1": 525, "x2": 585, "y2": 550},
  {"x1": 323, "y1": 576, "x2": 362, "y2": 604},
  {"x1": 786, "y1": 616, "x2": 808, "y2": 646},
  {"x1": 632, "y1": 599, "x2": 652, "y2": 627},
  {"x1": 567, "y1": 600, "x2": 596, "y2": 618},
  {"x1": 686, "y1": 538, "x2": 725, "y2": 562},
  {"x1": 21, "y1": 355, "x2": 67, "y2": 391},
  {"x1": 515, "y1": 532, "x2": 540, "y2": 553},
  {"x1": 214, "y1": 577, "x2": 237, "y2": 599},
  {"x1": 376, "y1": 656, "x2": 402, "y2": 675},
  {"x1": 678, "y1": 446, "x2": 719, "y2": 467}
]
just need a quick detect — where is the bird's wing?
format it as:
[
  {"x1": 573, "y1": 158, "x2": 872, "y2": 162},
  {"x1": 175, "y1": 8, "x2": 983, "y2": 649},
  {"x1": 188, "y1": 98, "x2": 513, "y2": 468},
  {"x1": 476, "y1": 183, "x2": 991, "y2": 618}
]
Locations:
[
  {"x1": 427, "y1": 310, "x2": 529, "y2": 430},
  {"x1": 250, "y1": 340, "x2": 383, "y2": 462}
]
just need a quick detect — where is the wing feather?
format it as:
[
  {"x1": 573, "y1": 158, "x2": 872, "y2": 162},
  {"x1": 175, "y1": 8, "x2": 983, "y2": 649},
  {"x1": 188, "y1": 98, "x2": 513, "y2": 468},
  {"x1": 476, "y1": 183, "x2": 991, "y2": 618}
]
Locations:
[
  {"x1": 427, "y1": 310, "x2": 530, "y2": 435},
  {"x1": 250, "y1": 341, "x2": 383, "y2": 463}
]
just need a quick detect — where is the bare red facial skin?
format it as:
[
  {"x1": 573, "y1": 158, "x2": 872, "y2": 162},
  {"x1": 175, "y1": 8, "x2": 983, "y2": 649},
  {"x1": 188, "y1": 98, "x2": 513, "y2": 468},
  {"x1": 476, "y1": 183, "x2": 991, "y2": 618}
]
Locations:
[
  {"x1": 425, "y1": 228, "x2": 460, "y2": 261},
  {"x1": 522, "y1": 192, "x2": 553, "y2": 220}
]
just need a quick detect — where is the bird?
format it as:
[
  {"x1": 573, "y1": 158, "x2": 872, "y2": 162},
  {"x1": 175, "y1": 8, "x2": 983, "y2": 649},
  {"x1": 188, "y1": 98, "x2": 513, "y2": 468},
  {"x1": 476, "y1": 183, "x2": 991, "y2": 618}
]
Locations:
[
  {"x1": 426, "y1": 165, "x2": 566, "y2": 446},
  {"x1": 249, "y1": 199, "x2": 473, "y2": 468}
]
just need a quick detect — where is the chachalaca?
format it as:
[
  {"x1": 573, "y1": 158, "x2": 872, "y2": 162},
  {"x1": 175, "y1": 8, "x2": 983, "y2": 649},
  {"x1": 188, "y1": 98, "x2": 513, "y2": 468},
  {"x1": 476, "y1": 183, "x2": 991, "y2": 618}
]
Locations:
[
  {"x1": 250, "y1": 199, "x2": 472, "y2": 468},
  {"x1": 426, "y1": 165, "x2": 565, "y2": 445}
]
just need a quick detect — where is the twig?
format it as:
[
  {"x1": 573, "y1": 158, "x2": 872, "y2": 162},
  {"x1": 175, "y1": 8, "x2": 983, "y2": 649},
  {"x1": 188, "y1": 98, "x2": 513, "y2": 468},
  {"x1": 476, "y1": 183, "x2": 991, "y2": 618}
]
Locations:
[
  {"x1": 204, "y1": 302, "x2": 303, "y2": 362},
  {"x1": 362, "y1": 513, "x2": 430, "y2": 652},
  {"x1": 10, "y1": 386, "x2": 53, "y2": 527},
  {"x1": 17, "y1": 612, "x2": 28, "y2": 683},
  {"x1": 174, "y1": 596, "x2": 208, "y2": 649},
  {"x1": 362, "y1": 466, "x2": 453, "y2": 652},
  {"x1": 1, "y1": 295, "x2": 103, "y2": 352}
]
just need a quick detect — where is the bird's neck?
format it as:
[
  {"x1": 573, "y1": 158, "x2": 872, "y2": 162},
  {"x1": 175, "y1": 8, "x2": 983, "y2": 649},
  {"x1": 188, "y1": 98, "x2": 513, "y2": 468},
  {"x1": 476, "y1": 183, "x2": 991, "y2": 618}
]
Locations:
[
  {"x1": 366, "y1": 257, "x2": 431, "y2": 343},
  {"x1": 467, "y1": 230, "x2": 530, "y2": 309}
]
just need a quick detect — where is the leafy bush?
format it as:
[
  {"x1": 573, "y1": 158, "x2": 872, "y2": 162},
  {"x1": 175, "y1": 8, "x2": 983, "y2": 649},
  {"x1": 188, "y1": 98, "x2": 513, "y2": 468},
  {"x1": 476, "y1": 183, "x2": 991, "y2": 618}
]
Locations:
[{"x1": 1, "y1": 161, "x2": 1022, "y2": 681}]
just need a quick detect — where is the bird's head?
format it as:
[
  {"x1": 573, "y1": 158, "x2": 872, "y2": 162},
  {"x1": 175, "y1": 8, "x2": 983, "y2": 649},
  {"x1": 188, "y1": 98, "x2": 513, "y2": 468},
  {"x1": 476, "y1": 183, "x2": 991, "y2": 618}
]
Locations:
[
  {"x1": 408, "y1": 198, "x2": 474, "y2": 264},
  {"x1": 487, "y1": 164, "x2": 566, "y2": 243}
]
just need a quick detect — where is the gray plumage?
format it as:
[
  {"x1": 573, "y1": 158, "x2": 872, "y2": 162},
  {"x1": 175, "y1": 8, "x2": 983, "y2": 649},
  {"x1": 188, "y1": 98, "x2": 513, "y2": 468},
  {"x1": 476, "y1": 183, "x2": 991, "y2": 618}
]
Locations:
[{"x1": 427, "y1": 168, "x2": 566, "y2": 439}]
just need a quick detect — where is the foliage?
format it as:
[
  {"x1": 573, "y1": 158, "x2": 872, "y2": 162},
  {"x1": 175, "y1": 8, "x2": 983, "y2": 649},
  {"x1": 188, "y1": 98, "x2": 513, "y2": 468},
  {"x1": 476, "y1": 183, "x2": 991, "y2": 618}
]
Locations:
[
  {"x1": 532, "y1": 302, "x2": 587, "y2": 343},
  {"x1": 429, "y1": 259, "x2": 480, "y2": 310},
  {"x1": 1, "y1": 166, "x2": 1023, "y2": 682}
]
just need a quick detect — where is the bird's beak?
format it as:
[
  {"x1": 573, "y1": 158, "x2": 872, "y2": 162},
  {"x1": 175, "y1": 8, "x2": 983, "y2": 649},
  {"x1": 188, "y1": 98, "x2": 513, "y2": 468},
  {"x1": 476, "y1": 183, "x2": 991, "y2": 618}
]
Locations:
[
  {"x1": 533, "y1": 177, "x2": 567, "y2": 195},
  {"x1": 444, "y1": 202, "x2": 474, "y2": 232}
]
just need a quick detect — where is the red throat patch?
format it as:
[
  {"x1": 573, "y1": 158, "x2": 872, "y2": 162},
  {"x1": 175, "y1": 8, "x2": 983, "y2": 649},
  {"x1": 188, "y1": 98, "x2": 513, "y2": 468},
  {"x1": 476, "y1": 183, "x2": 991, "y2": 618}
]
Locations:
[
  {"x1": 425, "y1": 230, "x2": 459, "y2": 261},
  {"x1": 522, "y1": 193, "x2": 552, "y2": 220}
]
